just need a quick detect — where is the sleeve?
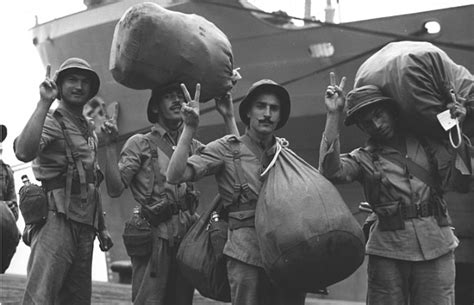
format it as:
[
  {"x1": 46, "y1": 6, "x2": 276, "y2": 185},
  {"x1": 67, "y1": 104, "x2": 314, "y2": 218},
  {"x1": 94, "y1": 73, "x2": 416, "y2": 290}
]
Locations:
[
  {"x1": 318, "y1": 133, "x2": 363, "y2": 183},
  {"x1": 118, "y1": 135, "x2": 146, "y2": 187},
  {"x1": 39, "y1": 113, "x2": 63, "y2": 152},
  {"x1": 187, "y1": 138, "x2": 226, "y2": 181}
]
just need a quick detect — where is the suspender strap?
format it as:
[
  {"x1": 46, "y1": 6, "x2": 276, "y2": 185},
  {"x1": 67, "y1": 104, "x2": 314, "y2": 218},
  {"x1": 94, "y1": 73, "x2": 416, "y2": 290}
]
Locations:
[
  {"x1": 54, "y1": 112, "x2": 88, "y2": 206},
  {"x1": 229, "y1": 140, "x2": 251, "y2": 206},
  {"x1": 369, "y1": 151, "x2": 402, "y2": 202},
  {"x1": 381, "y1": 153, "x2": 436, "y2": 188},
  {"x1": 145, "y1": 132, "x2": 174, "y2": 158},
  {"x1": 144, "y1": 132, "x2": 176, "y2": 204}
]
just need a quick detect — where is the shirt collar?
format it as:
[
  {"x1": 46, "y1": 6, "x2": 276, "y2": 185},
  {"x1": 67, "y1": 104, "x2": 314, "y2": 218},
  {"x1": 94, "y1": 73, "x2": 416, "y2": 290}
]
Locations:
[
  {"x1": 244, "y1": 131, "x2": 278, "y2": 155},
  {"x1": 151, "y1": 123, "x2": 183, "y2": 145}
]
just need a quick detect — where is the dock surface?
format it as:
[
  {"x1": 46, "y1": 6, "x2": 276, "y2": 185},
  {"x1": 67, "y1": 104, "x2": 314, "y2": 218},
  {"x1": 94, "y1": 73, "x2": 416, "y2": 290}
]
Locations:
[{"x1": 0, "y1": 274, "x2": 365, "y2": 305}]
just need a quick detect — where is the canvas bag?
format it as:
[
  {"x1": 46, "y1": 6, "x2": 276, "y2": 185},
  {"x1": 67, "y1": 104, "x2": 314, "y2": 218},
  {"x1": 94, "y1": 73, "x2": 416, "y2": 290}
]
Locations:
[
  {"x1": 256, "y1": 139, "x2": 365, "y2": 292},
  {"x1": 176, "y1": 194, "x2": 230, "y2": 302},
  {"x1": 110, "y1": 2, "x2": 236, "y2": 102},
  {"x1": 354, "y1": 41, "x2": 474, "y2": 137},
  {"x1": 18, "y1": 183, "x2": 48, "y2": 225}
]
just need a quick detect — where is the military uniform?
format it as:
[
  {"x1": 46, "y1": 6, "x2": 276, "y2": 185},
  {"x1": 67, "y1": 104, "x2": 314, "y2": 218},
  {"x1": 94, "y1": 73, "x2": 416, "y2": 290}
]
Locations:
[
  {"x1": 18, "y1": 105, "x2": 103, "y2": 305},
  {"x1": 118, "y1": 124, "x2": 201, "y2": 305},
  {"x1": 187, "y1": 132, "x2": 306, "y2": 305},
  {"x1": 319, "y1": 133, "x2": 458, "y2": 305},
  {"x1": 0, "y1": 160, "x2": 18, "y2": 219}
]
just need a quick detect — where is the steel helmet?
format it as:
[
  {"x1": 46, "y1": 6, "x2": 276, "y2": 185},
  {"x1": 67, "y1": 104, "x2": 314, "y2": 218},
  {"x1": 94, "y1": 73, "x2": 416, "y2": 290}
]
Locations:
[
  {"x1": 344, "y1": 85, "x2": 394, "y2": 126},
  {"x1": 239, "y1": 79, "x2": 291, "y2": 130},
  {"x1": 0, "y1": 124, "x2": 6, "y2": 142},
  {"x1": 53, "y1": 57, "x2": 100, "y2": 100}
]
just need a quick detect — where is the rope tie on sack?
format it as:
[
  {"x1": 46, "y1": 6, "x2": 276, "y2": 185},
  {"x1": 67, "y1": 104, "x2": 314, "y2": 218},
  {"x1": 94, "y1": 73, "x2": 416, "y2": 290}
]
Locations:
[{"x1": 260, "y1": 138, "x2": 289, "y2": 177}]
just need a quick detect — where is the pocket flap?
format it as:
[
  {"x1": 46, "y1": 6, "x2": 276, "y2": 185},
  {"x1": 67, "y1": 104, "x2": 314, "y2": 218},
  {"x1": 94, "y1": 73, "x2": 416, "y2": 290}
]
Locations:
[{"x1": 228, "y1": 210, "x2": 255, "y2": 221}]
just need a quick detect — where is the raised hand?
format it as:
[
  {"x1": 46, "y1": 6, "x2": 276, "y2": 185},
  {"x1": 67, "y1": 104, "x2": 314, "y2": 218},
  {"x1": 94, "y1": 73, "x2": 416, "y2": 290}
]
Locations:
[
  {"x1": 325, "y1": 72, "x2": 346, "y2": 113},
  {"x1": 100, "y1": 101, "x2": 119, "y2": 144},
  {"x1": 447, "y1": 91, "x2": 467, "y2": 123},
  {"x1": 215, "y1": 91, "x2": 234, "y2": 118},
  {"x1": 39, "y1": 64, "x2": 58, "y2": 105},
  {"x1": 180, "y1": 83, "x2": 201, "y2": 129}
]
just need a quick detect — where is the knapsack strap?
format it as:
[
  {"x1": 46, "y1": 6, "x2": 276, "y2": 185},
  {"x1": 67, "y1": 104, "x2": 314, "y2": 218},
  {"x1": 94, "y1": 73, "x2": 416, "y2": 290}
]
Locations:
[
  {"x1": 144, "y1": 132, "x2": 172, "y2": 204},
  {"x1": 145, "y1": 132, "x2": 174, "y2": 159},
  {"x1": 228, "y1": 137, "x2": 254, "y2": 207},
  {"x1": 381, "y1": 153, "x2": 436, "y2": 188},
  {"x1": 53, "y1": 112, "x2": 88, "y2": 208}
]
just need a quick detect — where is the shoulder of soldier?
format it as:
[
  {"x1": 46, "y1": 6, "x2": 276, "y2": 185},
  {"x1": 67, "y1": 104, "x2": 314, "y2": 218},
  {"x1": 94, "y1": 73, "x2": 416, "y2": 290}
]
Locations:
[
  {"x1": 223, "y1": 134, "x2": 241, "y2": 144},
  {"x1": 124, "y1": 132, "x2": 148, "y2": 149}
]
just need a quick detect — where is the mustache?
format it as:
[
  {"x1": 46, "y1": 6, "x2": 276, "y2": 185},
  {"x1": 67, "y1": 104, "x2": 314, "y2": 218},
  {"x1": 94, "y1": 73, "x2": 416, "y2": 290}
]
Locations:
[
  {"x1": 170, "y1": 102, "x2": 182, "y2": 109},
  {"x1": 258, "y1": 118, "x2": 273, "y2": 124}
]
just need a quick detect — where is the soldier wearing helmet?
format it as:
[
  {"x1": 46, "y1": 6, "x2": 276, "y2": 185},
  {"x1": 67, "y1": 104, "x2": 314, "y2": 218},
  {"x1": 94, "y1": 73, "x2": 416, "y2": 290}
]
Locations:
[
  {"x1": 318, "y1": 72, "x2": 469, "y2": 305},
  {"x1": 100, "y1": 81, "x2": 238, "y2": 304},
  {"x1": 166, "y1": 80, "x2": 306, "y2": 305},
  {"x1": 14, "y1": 57, "x2": 113, "y2": 305}
]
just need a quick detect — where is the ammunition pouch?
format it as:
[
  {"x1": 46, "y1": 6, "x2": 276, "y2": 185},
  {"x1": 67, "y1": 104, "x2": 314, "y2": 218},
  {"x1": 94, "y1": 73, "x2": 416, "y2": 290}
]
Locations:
[
  {"x1": 122, "y1": 213, "x2": 152, "y2": 257},
  {"x1": 19, "y1": 184, "x2": 48, "y2": 225},
  {"x1": 141, "y1": 193, "x2": 191, "y2": 227},
  {"x1": 228, "y1": 210, "x2": 256, "y2": 230},
  {"x1": 431, "y1": 196, "x2": 451, "y2": 227},
  {"x1": 373, "y1": 201, "x2": 405, "y2": 231},
  {"x1": 141, "y1": 199, "x2": 174, "y2": 227}
]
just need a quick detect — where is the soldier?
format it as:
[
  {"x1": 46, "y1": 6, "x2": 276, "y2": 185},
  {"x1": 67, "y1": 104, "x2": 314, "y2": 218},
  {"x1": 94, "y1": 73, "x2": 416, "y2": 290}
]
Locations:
[
  {"x1": 0, "y1": 123, "x2": 20, "y2": 273},
  {"x1": 101, "y1": 83, "x2": 238, "y2": 304},
  {"x1": 318, "y1": 72, "x2": 464, "y2": 304},
  {"x1": 0, "y1": 124, "x2": 18, "y2": 221},
  {"x1": 15, "y1": 58, "x2": 113, "y2": 305},
  {"x1": 166, "y1": 80, "x2": 306, "y2": 305}
]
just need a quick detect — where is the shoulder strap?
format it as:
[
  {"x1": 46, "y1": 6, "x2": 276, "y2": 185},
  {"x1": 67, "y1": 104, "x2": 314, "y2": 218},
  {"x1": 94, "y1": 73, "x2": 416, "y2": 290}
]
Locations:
[
  {"x1": 143, "y1": 132, "x2": 168, "y2": 204},
  {"x1": 53, "y1": 111, "x2": 88, "y2": 206},
  {"x1": 381, "y1": 152, "x2": 436, "y2": 188},
  {"x1": 228, "y1": 138, "x2": 251, "y2": 206},
  {"x1": 145, "y1": 132, "x2": 174, "y2": 159}
]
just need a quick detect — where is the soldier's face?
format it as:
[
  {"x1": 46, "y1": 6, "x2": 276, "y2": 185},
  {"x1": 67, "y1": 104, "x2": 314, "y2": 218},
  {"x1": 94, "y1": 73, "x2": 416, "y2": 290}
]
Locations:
[
  {"x1": 60, "y1": 72, "x2": 92, "y2": 106},
  {"x1": 247, "y1": 93, "x2": 281, "y2": 136},
  {"x1": 356, "y1": 104, "x2": 397, "y2": 140},
  {"x1": 157, "y1": 89, "x2": 185, "y2": 123}
]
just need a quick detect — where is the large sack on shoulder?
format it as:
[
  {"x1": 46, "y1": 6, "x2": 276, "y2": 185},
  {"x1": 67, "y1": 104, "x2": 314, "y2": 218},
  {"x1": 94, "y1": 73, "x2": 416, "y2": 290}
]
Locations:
[
  {"x1": 176, "y1": 195, "x2": 230, "y2": 302},
  {"x1": 256, "y1": 140, "x2": 365, "y2": 292},
  {"x1": 110, "y1": 2, "x2": 235, "y2": 102},
  {"x1": 1, "y1": 203, "x2": 20, "y2": 273},
  {"x1": 354, "y1": 41, "x2": 474, "y2": 137}
]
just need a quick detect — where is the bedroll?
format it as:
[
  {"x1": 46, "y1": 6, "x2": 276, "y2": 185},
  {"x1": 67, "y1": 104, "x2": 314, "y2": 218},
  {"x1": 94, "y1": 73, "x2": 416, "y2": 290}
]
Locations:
[
  {"x1": 109, "y1": 2, "x2": 235, "y2": 102},
  {"x1": 354, "y1": 41, "x2": 474, "y2": 137}
]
